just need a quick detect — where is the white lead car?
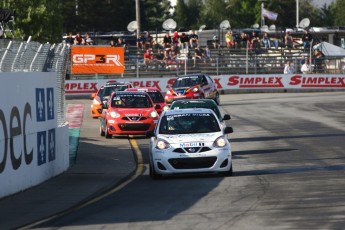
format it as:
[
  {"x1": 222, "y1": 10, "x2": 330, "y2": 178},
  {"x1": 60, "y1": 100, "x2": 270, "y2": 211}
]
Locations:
[{"x1": 146, "y1": 108, "x2": 234, "y2": 179}]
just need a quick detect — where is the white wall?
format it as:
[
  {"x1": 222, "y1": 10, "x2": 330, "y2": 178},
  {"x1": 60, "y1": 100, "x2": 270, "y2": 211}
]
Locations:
[{"x1": 0, "y1": 72, "x2": 69, "y2": 198}]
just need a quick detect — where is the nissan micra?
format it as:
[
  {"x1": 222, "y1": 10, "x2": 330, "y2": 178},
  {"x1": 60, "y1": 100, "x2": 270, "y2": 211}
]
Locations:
[{"x1": 146, "y1": 108, "x2": 234, "y2": 179}]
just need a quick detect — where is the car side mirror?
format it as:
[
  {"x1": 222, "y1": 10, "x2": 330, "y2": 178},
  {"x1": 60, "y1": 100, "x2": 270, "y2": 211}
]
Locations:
[
  {"x1": 102, "y1": 101, "x2": 108, "y2": 109},
  {"x1": 146, "y1": 130, "x2": 155, "y2": 137},
  {"x1": 155, "y1": 104, "x2": 161, "y2": 109},
  {"x1": 162, "y1": 105, "x2": 170, "y2": 111},
  {"x1": 223, "y1": 114, "x2": 231, "y2": 120},
  {"x1": 224, "y1": 126, "x2": 233, "y2": 134}
]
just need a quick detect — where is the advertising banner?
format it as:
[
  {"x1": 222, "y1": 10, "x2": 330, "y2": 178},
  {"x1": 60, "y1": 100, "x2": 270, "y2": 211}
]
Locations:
[
  {"x1": 65, "y1": 74, "x2": 345, "y2": 96},
  {"x1": 0, "y1": 72, "x2": 68, "y2": 198},
  {"x1": 71, "y1": 46, "x2": 125, "y2": 74}
]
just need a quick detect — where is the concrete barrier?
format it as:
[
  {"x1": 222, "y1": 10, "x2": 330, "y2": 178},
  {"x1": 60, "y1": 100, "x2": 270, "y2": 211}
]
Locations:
[{"x1": 0, "y1": 72, "x2": 69, "y2": 198}]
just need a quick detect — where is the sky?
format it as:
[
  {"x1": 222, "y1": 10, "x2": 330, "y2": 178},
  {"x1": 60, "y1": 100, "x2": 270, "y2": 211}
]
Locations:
[{"x1": 313, "y1": 0, "x2": 335, "y2": 7}]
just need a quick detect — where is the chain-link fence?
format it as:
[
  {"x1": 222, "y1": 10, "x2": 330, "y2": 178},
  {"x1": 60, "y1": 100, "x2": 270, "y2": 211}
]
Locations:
[{"x1": 0, "y1": 38, "x2": 69, "y2": 126}]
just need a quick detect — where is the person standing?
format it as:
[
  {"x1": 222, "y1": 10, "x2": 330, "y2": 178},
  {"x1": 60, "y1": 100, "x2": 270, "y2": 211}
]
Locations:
[
  {"x1": 284, "y1": 31, "x2": 293, "y2": 49},
  {"x1": 225, "y1": 31, "x2": 235, "y2": 48},
  {"x1": 65, "y1": 32, "x2": 74, "y2": 46},
  {"x1": 284, "y1": 61, "x2": 294, "y2": 74},
  {"x1": 302, "y1": 29, "x2": 313, "y2": 50},
  {"x1": 301, "y1": 58, "x2": 312, "y2": 74}
]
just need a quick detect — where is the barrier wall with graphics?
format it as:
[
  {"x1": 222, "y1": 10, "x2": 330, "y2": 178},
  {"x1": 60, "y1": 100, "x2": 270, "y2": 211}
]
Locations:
[
  {"x1": 0, "y1": 72, "x2": 69, "y2": 198},
  {"x1": 65, "y1": 74, "x2": 345, "y2": 96}
]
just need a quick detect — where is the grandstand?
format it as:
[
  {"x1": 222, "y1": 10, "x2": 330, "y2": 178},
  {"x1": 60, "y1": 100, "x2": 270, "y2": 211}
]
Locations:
[{"x1": 64, "y1": 27, "x2": 345, "y2": 79}]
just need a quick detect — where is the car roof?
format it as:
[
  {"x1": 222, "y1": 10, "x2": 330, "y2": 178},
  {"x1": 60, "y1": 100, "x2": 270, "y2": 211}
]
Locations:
[
  {"x1": 163, "y1": 108, "x2": 214, "y2": 116},
  {"x1": 177, "y1": 74, "x2": 203, "y2": 79},
  {"x1": 114, "y1": 91, "x2": 147, "y2": 95},
  {"x1": 171, "y1": 99, "x2": 216, "y2": 106},
  {"x1": 126, "y1": 87, "x2": 161, "y2": 92}
]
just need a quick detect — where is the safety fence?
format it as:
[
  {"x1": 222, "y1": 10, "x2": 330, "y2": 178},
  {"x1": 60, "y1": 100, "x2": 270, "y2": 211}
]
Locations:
[
  {"x1": 67, "y1": 45, "x2": 345, "y2": 80},
  {"x1": 0, "y1": 38, "x2": 69, "y2": 126}
]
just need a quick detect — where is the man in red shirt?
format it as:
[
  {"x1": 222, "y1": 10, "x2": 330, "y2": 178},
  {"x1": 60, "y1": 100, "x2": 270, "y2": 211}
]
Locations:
[{"x1": 144, "y1": 48, "x2": 153, "y2": 67}]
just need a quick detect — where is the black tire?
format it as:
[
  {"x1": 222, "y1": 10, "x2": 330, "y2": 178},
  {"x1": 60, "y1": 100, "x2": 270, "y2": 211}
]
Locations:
[
  {"x1": 150, "y1": 163, "x2": 162, "y2": 180},
  {"x1": 99, "y1": 125, "x2": 105, "y2": 136},
  {"x1": 221, "y1": 164, "x2": 233, "y2": 177},
  {"x1": 214, "y1": 92, "x2": 220, "y2": 105},
  {"x1": 105, "y1": 127, "x2": 112, "y2": 139}
]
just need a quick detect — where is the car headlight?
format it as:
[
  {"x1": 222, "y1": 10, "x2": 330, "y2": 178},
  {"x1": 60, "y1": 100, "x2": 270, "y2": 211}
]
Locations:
[
  {"x1": 92, "y1": 98, "x2": 101, "y2": 105},
  {"x1": 155, "y1": 139, "x2": 170, "y2": 150},
  {"x1": 162, "y1": 105, "x2": 170, "y2": 111},
  {"x1": 213, "y1": 136, "x2": 227, "y2": 147},
  {"x1": 192, "y1": 87, "x2": 199, "y2": 92},
  {"x1": 110, "y1": 111, "x2": 120, "y2": 118},
  {"x1": 149, "y1": 111, "x2": 158, "y2": 118}
]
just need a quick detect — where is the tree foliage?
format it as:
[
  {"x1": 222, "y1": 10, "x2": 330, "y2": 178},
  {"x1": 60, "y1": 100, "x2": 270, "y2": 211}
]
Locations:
[
  {"x1": 1, "y1": 0, "x2": 344, "y2": 43},
  {"x1": 199, "y1": 0, "x2": 228, "y2": 30},
  {"x1": 333, "y1": 0, "x2": 345, "y2": 26}
]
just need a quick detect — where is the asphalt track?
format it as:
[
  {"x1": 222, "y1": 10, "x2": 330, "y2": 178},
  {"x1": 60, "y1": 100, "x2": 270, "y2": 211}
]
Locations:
[{"x1": 0, "y1": 92, "x2": 345, "y2": 230}]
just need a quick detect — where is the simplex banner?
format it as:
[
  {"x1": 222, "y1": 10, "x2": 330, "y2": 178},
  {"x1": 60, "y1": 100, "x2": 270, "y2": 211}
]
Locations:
[
  {"x1": 71, "y1": 46, "x2": 125, "y2": 74},
  {"x1": 65, "y1": 74, "x2": 345, "y2": 95}
]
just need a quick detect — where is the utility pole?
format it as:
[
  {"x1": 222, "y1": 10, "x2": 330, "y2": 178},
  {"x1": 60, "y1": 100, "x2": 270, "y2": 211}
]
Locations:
[
  {"x1": 136, "y1": 0, "x2": 141, "y2": 38},
  {"x1": 296, "y1": 0, "x2": 300, "y2": 28},
  {"x1": 259, "y1": 0, "x2": 266, "y2": 27}
]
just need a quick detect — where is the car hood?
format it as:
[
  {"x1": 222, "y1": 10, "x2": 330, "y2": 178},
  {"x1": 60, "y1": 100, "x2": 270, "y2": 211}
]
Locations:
[
  {"x1": 171, "y1": 86, "x2": 194, "y2": 94},
  {"x1": 112, "y1": 107, "x2": 155, "y2": 116},
  {"x1": 157, "y1": 132, "x2": 221, "y2": 144}
]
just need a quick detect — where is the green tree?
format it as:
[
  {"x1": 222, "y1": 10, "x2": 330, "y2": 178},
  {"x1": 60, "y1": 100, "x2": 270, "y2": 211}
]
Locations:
[
  {"x1": 140, "y1": 0, "x2": 172, "y2": 31},
  {"x1": 317, "y1": 3, "x2": 335, "y2": 27},
  {"x1": 187, "y1": 0, "x2": 203, "y2": 30},
  {"x1": 199, "y1": 0, "x2": 228, "y2": 30},
  {"x1": 173, "y1": 0, "x2": 189, "y2": 30},
  {"x1": 333, "y1": 0, "x2": 345, "y2": 26},
  {"x1": 2, "y1": 0, "x2": 63, "y2": 43},
  {"x1": 225, "y1": 0, "x2": 258, "y2": 28}
]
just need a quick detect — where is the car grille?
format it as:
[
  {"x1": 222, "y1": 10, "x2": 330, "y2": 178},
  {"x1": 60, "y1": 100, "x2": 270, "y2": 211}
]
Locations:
[
  {"x1": 118, "y1": 123, "x2": 151, "y2": 131},
  {"x1": 168, "y1": 156, "x2": 217, "y2": 169},
  {"x1": 173, "y1": 147, "x2": 212, "y2": 153},
  {"x1": 122, "y1": 116, "x2": 147, "y2": 121},
  {"x1": 175, "y1": 89, "x2": 186, "y2": 96}
]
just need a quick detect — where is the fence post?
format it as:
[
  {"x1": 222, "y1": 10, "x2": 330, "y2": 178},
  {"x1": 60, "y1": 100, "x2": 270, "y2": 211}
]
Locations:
[
  {"x1": 216, "y1": 57, "x2": 219, "y2": 76},
  {"x1": 0, "y1": 40, "x2": 12, "y2": 71}
]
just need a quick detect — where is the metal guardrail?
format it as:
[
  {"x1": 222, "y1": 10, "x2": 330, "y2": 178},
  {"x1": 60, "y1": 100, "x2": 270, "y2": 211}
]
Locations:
[{"x1": 0, "y1": 38, "x2": 69, "y2": 126}]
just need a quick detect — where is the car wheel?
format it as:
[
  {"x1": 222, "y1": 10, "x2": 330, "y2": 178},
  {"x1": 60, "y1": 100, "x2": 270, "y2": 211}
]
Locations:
[
  {"x1": 150, "y1": 162, "x2": 162, "y2": 180},
  {"x1": 221, "y1": 164, "x2": 233, "y2": 177},
  {"x1": 105, "y1": 127, "x2": 112, "y2": 139},
  {"x1": 214, "y1": 92, "x2": 220, "y2": 105},
  {"x1": 99, "y1": 124, "x2": 105, "y2": 136}
]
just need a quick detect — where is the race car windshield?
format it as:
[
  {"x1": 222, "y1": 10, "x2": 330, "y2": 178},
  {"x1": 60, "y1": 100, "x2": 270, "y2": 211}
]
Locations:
[
  {"x1": 172, "y1": 76, "x2": 202, "y2": 88},
  {"x1": 159, "y1": 113, "x2": 220, "y2": 134},
  {"x1": 111, "y1": 94, "x2": 153, "y2": 108},
  {"x1": 171, "y1": 102, "x2": 221, "y2": 120},
  {"x1": 147, "y1": 91, "x2": 164, "y2": 103}
]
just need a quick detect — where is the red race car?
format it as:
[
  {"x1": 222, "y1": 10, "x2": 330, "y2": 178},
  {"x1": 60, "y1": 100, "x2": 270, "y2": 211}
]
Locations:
[
  {"x1": 90, "y1": 81, "x2": 133, "y2": 118},
  {"x1": 125, "y1": 87, "x2": 166, "y2": 114},
  {"x1": 165, "y1": 74, "x2": 220, "y2": 105},
  {"x1": 99, "y1": 91, "x2": 160, "y2": 138}
]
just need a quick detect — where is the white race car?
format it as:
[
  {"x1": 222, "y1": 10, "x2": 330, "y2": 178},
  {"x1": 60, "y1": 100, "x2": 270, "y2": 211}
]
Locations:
[{"x1": 146, "y1": 108, "x2": 234, "y2": 179}]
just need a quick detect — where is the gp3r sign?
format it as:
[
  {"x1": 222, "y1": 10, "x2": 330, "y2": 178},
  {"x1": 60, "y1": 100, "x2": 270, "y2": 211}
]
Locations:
[{"x1": 71, "y1": 46, "x2": 125, "y2": 74}]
